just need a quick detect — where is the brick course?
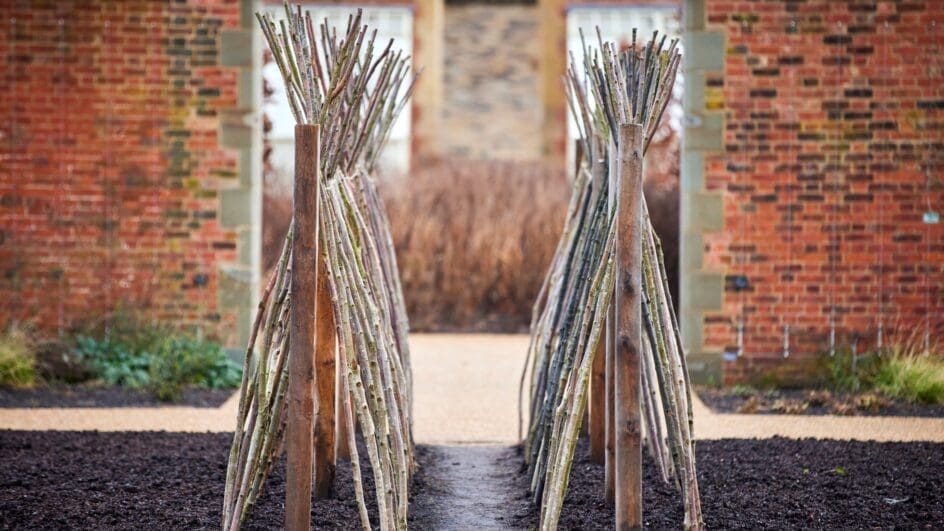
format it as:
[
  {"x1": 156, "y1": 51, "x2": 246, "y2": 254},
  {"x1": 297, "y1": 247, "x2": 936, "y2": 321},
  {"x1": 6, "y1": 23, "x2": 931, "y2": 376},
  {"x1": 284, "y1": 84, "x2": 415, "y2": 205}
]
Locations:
[
  {"x1": 0, "y1": 0, "x2": 245, "y2": 346},
  {"x1": 699, "y1": 0, "x2": 943, "y2": 381}
]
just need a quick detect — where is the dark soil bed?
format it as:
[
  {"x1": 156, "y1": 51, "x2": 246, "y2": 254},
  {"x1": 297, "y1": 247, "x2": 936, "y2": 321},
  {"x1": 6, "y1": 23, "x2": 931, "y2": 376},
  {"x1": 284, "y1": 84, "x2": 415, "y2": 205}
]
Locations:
[
  {"x1": 508, "y1": 437, "x2": 944, "y2": 529},
  {"x1": 698, "y1": 386, "x2": 944, "y2": 417},
  {"x1": 0, "y1": 430, "x2": 433, "y2": 530},
  {"x1": 3, "y1": 431, "x2": 942, "y2": 529},
  {"x1": 0, "y1": 386, "x2": 235, "y2": 408}
]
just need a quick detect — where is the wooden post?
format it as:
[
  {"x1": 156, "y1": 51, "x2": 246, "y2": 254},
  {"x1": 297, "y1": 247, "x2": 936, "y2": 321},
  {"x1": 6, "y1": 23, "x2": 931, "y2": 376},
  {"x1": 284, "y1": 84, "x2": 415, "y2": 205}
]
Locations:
[
  {"x1": 314, "y1": 256, "x2": 337, "y2": 499},
  {"x1": 614, "y1": 123, "x2": 643, "y2": 531},
  {"x1": 287, "y1": 124, "x2": 319, "y2": 531},
  {"x1": 589, "y1": 152, "x2": 606, "y2": 464}
]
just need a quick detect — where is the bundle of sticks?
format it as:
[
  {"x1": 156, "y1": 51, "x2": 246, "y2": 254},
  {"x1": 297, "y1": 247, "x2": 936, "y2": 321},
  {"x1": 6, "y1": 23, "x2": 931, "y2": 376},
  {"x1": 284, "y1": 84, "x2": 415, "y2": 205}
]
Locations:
[
  {"x1": 222, "y1": 5, "x2": 417, "y2": 530},
  {"x1": 521, "y1": 30, "x2": 703, "y2": 530}
]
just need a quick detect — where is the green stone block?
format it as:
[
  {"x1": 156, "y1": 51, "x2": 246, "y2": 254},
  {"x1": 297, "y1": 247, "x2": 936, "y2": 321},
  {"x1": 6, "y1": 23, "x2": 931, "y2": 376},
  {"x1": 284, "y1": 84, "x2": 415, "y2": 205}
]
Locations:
[
  {"x1": 679, "y1": 233, "x2": 704, "y2": 272},
  {"x1": 684, "y1": 0, "x2": 706, "y2": 31},
  {"x1": 221, "y1": 188, "x2": 252, "y2": 227},
  {"x1": 686, "y1": 349, "x2": 723, "y2": 386},
  {"x1": 688, "y1": 272, "x2": 724, "y2": 310},
  {"x1": 239, "y1": 0, "x2": 255, "y2": 29},
  {"x1": 220, "y1": 29, "x2": 253, "y2": 68},
  {"x1": 683, "y1": 70, "x2": 705, "y2": 111},
  {"x1": 683, "y1": 31, "x2": 725, "y2": 72},
  {"x1": 239, "y1": 149, "x2": 256, "y2": 188},
  {"x1": 680, "y1": 308, "x2": 704, "y2": 352},
  {"x1": 238, "y1": 69, "x2": 255, "y2": 110},
  {"x1": 684, "y1": 112, "x2": 723, "y2": 151},
  {"x1": 680, "y1": 151, "x2": 704, "y2": 192},
  {"x1": 220, "y1": 120, "x2": 253, "y2": 150},
  {"x1": 218, "y1": 265, "x2": 254, "y2": 350},
  {"x1": 237, "y1": 227, "x2": 254, "y2": 267},
  {"x1": 688, "y1": 192, "x2": 724, "y2": 233}
]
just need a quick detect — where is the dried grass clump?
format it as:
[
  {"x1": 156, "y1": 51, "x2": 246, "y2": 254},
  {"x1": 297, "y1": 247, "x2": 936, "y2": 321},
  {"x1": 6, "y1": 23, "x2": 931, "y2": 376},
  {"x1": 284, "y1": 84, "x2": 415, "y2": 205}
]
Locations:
[
  {"x1": 262, "y1": 178, "x2": 292, "y2": 274},
  {"x1": 381, "y1": 158, "x2": 570, "y2": 332},
  {"x1": 264, "y1": 151, "x2": 680, "y2": 333}
]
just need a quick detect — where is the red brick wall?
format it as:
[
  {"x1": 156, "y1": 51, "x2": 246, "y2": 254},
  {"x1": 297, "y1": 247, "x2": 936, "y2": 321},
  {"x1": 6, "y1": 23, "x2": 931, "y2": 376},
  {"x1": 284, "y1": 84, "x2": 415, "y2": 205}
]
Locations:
[
  {"x1": 0, "y1": 1, "x2": 243, "y2": 342},
  {"x1": 701, "y1": 0, "x2": 943, "y2": 380}
]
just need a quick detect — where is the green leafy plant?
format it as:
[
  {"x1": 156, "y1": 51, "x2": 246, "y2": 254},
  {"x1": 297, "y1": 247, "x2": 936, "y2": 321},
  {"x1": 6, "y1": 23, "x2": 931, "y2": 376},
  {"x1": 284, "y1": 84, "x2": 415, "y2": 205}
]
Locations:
[
  {"x1": 148, "y1": 335, "x2": 242, "y2": 401},
  {"x1": 0, "y1": 326, "x2": 36, "y2": 388},
  {"x1": 74, "y1": 334, "x2": 152, "y2": 388},
  {"x1": 73, "y1": 315, "x2": 240, "y2": 401},
  {"x1": 728, "y1": 384, "x2": 756, "y2": 398}
]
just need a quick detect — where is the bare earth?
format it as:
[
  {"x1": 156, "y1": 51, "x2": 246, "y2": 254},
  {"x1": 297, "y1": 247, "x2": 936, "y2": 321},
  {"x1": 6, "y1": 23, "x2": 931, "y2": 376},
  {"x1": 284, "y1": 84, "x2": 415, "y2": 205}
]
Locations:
[{"x1": 1, "y1": 333, "x2": 943, "y2": 443}]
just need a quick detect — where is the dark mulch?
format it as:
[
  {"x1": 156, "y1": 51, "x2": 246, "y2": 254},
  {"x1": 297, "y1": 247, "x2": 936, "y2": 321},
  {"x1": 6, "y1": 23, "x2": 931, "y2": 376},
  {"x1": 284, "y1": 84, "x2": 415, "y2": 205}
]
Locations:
[
  {"x1": 698, "y1": 386, "x2": 944, "y2": 417},
  {"x1": 0, "y1": 430, "x2": 434, "y2": 530},
  {"x1": 509, "y1": 437, "x2": 944, "y2": 529},
  {"x1": 0, "y1": 386, "x2": 235, "y2": 408}
]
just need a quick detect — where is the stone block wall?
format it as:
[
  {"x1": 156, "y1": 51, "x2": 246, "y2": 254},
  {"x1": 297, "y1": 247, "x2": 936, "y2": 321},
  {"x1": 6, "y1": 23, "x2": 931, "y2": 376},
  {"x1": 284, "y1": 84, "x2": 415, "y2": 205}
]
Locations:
[
  {"x1": 0, "y1": 0, "x2": 260, "y2": 349},
  {"x1": 682, "y1": 0, "x2": 943, "y2": 382},
  {"x1": 441, "y1": 4, "x2": 542, "y2": 159}
]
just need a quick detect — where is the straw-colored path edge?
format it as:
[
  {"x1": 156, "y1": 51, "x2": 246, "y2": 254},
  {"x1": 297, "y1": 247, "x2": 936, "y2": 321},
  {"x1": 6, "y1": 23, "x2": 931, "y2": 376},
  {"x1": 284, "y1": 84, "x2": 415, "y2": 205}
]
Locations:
[{"x1": 1, "y1": 334, "x2": 942, "y2": 443}]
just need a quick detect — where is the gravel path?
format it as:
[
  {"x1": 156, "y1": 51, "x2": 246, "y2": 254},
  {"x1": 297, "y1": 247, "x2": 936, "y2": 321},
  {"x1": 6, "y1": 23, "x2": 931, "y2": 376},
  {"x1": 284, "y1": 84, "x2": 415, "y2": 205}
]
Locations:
[{"x1": 1, "y1": 333, "x2": 943, "y2": 443}]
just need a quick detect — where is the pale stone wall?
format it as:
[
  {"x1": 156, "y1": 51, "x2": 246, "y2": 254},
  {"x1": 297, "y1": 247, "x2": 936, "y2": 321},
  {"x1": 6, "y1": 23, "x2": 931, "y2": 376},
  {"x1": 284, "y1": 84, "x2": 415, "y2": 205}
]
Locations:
[{"x1": 441, "y1": 5, "x2": 542, "y2": 160}]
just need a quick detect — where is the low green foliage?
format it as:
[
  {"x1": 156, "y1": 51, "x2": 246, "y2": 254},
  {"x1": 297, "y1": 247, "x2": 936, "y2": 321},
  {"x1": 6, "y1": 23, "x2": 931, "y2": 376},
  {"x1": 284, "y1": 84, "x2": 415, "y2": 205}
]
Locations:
[
  {"x1": 874, "y1": 353, "x2": 944, "y2": 405},
  {"x1": 729, "y1": 384, "x2": 756, "y2": 398},
  {"x1": 73, "y1": 315, "x2": 241, "y2": 401},
  {"x1": 148, "y1": 335, "x2": 242, "y2": 401},
  {"x1": 0, "y1": 327, "x2": 36, "y2": 388},
  {"x1": 744, "y1": 339, "x2": 944, "y2": 406}
]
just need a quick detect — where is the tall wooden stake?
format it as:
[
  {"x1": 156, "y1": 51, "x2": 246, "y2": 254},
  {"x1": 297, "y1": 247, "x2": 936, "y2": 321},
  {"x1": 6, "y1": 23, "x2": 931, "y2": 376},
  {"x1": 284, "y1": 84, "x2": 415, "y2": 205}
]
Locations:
[
  {"x1": 614, "y1": 123, "x2": 643, "y2": 530},
  {"x1": 287, "y1": 124, "x2": 319, "y2": 531},
  {"x1": 589, "y1": 153, "x2": 606, "y2": 464},
  {"x1": 314, "y1": 255, "x2": 337, "y2": 499}
]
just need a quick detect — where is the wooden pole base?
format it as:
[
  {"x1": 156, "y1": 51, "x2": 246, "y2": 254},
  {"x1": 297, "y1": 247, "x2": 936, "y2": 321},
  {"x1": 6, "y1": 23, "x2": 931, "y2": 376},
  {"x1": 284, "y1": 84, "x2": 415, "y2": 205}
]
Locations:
[
  {"x1": 614, "y1": 123, "x2": 644, "y2": 531},
  {"x1": 286, "y1": 123, "x2": 320, "y2": 531}
]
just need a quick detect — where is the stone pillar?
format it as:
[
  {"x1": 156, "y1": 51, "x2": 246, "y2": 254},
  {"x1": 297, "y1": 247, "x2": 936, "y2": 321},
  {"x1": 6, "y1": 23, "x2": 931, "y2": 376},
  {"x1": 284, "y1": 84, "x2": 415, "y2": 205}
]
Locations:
[
  {"x1": 539, "y1": 0, "x2": 567, "y2": 165},
  {"x1": 412, "y1": 0, "x2": 444, "y2": 163},
  {"x1": 679, "y1": 0, "x2": 724, "y2": 383},
  {"x1": 218, "y1": 0, "x2": 262, "y2": 353}
]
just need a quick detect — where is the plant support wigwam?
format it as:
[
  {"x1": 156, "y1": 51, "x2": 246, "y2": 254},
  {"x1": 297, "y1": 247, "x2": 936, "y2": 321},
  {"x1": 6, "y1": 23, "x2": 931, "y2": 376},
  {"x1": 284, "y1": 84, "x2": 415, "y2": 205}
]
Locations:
[
  {"x1": 521, "y1": 29, "x2": 703, "y2": 530},
  {"x1": 222, "y1": 5, "x2": 417, "y2": 530}
]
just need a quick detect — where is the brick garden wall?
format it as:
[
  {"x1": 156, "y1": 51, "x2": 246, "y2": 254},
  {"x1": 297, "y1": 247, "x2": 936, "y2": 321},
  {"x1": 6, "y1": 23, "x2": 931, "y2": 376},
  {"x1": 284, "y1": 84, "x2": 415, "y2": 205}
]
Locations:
[
  {"x1": 0, "y1": 0, "x2": 254, "y2": 347},
  {"x1": 697, "y1": 0, "x2": 943, "y2": 381}
]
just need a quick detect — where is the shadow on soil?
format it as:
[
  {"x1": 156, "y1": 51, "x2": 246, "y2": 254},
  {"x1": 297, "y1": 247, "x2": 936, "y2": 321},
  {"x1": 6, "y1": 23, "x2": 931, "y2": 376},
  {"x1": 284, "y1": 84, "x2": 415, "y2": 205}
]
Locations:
[{"x1": 409, "y1": 445, "x2": 530, "y2": 530}]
